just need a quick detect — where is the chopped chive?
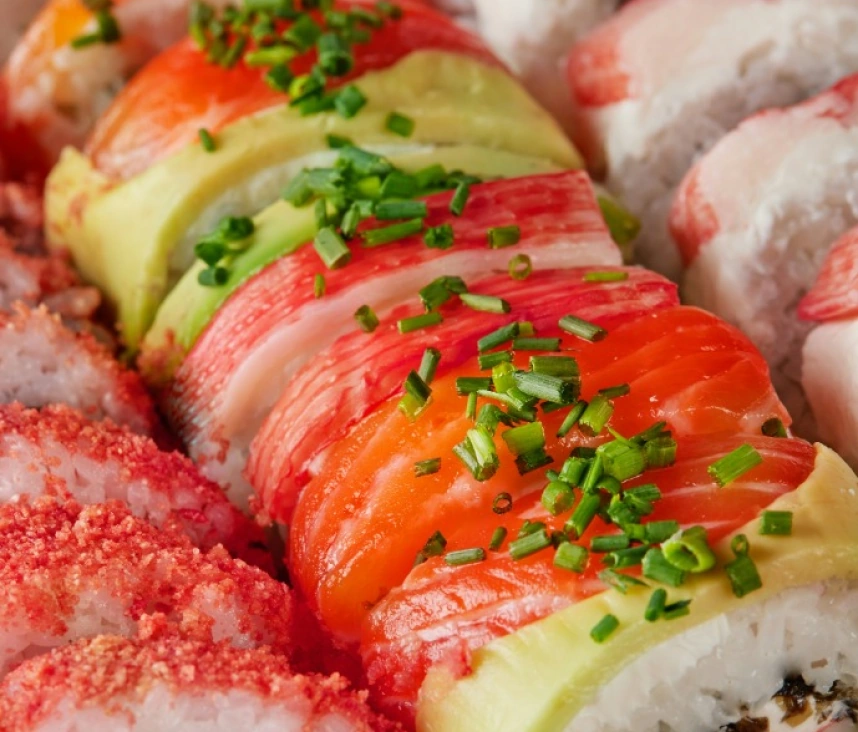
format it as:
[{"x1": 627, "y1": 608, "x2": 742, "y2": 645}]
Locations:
[
  {"x1": 607, "y1": 496, "x2": 639, "y2": 528},
  {"x1": 478, "y1": 350, "x2": 513, "y2": 371},
  {"x1": 662, "y1": 526, "x2": 716, "y2": 573},
  {"x1": 419, "y1": 275, "x2": 467, "y2": 312},
  {"x1": 762, "y1": 417, "x2": 788, "y2": 438},
  {"x1": 460, "y1": 293, "x2": 511, "y2": 314},
  {"x1": 375, "y1": 200, "x2": 428, "y2": 221},
  {"x1": 598, "y1": 383, "x2": 630, "y2": 399},
  {"x1": 708, "y1": 444, "x2": 763, "y2": 487},
  {"x1": 645, "y1": 588, "x2": 668, "y2": 622},
  {"x1": 502, "y1": 422, "x2": 545, "y2": 457},
  {"x1": 597, "y1": 475, "x2": 623, "y2": 495},
  {"x1": 313, "y1": 273, "x2": 326, "y2": 298},
  {"x1": 580, "y1": 454, "x2": 604, "y2": 493},
  {"x1": 541, "y1": 481, "x2": 575, "y2": 516},
  {"x1": 590, "y1": 614, "x2": 619, "y2": 643},
  {"x1": 642, "y1": 548, "x2": 686, "y2": 587},
  {"x1": 489, "y1": 526, "x2": 508, "y2": 551},
  {"x1": 604, "y1": 545, "x2": 648, "y2": 569},
  {"x1": 630, "y1": 421, "x2": 669, "y2": 445},
  {"x1": 458, "y1": 425, "x2": 499, "y2": 482},
  {"x1": 380, "y1": 171, "x2": 417, "y2": 199},
  {"x1": 760, "y1": 510, "x2": 793, "y2": 536},
  {"x1": 362, "y1": 218, "x2": 424, "y2": 247},
  {"x1": 597, "y1": 440, "x2": 645, "y2": 482},
  {"x1": 565, "y1": 493, "x2": 601, "y2": 539},
  {"x1": 518, "y1": 322, "x2": 535, "y2": 337},
  {"x1": 598, "y1": 568, "x2": 647, "y2": 594},
  {"x1": 334, "y1": 84, "x2": 367, "y2": 118},
  {"x1": 456, "y1": 377, "x2": 492, "y2": 395},
  {"x1": 424, "y1": 223, "x2": 454, "y2": 250},
  {"x1": 414, "y1": 529, "x2": 447, "y2": 566},
  {"x1": 491, "y1": 361, "x2": 516, "y2": 393},
  {"x1": 554, "y1": 542, "x2": 589, "y2": 573},
  {"x1": 326, "y1": 133, "x2": 353, "y2": 149},
  {"x1": 591, "y1": 534, "x2": 630, "y2": 553},
  {"x1": 450, "y1": 181, "x2": 470, "y2": 216},
  {"x1": 314, "y1": 227, "x2": 351, "y2": 269},
  {"x1": 643, "y1": 519, "x2": 679, "y2": 545},
  {"x1": 314, "y1": 199, "x2": 329, "y2": 230},
  {"x1": 398, "y1": 311, "x2": 443, "y2": 334},
  {"x1": 477, "y1": 404, "x2": 511, "y2": 435},
  {"x1": 725, "y1": 547, "x2": 763, "y2": 598},
  {"x1": 465, "y1": 391, "x2": 478, "y2": 420},
  {"x1": 645, "y1": 436, "x2": 678, "y2": 468},
  {"x1": 626, "y1": 483, "x2": 661, "y2": 502},
  {"x1": 512, "y1": 371, "x2": 577, "y2": 405},
  {"x1": 662, "y1": 599, "x2": 692, "y2": 620},
  {"x1": 509, "y1": 528, "x2": 552, "y2": 560},
  {"x1": 559, "y1": 315, "x2": 607, "y2": 342},
  {"x1": 264, "y1": 63, "x2": 295, "y2": 93},
  {"x1": 477, "y1": 323, "x2": 520, "y2": 353},
  {"x1": 198, "y1": 128, "x2": 216, "y2": 152},
  {"x1": 337, "y1": 145, "x2": 392, "y2": 177},
  {"x1": 578, "y1": 394, "x2": 614, "y2": 436},
  {"x1": 559, "y1": 456, "x2": 589, "y2": 486},
  {"x1": 317, "y1": 31, "x2": 353, "y2": 76},
  {"x1": 557, "y1": 400, "x2": 588, "y2": 438},
  {"x1": 198, "y1": 266, "x2": 229, "y2": 287},
  {"x1": 413, "y1": 163, "x2": 447, "y2": 189},
  {"x1": 444, "y1": 547, "x2": 486, "y2": 566},
  {"x1": 518, "y1": 520, "x2": 546, "y2": 539},
  {"x1": 418, "y1": 347, "x2": 441, "y2": 384},
  {"x1": 584, "y1": 270, "x2": 629, "y2": 283},
  {"x1": 598, "y1": 195, "x2": 641, "y2": 248},
  {"x1": 508, "y1": 254, "x2": 532, "y2": 280},
  {"x1": 529, "y1": 356, "x2": 579, "y2": 380},
  {"x1": 515, "y1": 449, "x2": 553, "y2": 474},
  {"x1": 487, "y1": 225, "x2": 521, "y2": 249},
  {"x1": 383, "y1": 111, "x2": 414, "y2": 137},
  {"x1": 414, "y1": 458, "x2": 441, "y2": 477},
  {"x1": 491, "y1": 492, "x2": 513, "y2": 515},
  {"x1": 514, "y1": 337, "x2": 561, "y2": 352},
  {"x1": 354, "y1": 304, "x2": 380, "y2": 333}
]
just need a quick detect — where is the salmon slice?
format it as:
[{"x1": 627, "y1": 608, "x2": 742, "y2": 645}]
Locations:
[
  {"x1": 798, "y1": 226, "x2": 858, "y2": 323},
  {"x1": 249, "y1": 266, "x2": 677, "y2": 524},
  {"x1": 288, "y1": 304, "x2": 790, "y2": 647},
  {"x1": 360, "y1": 434, "x2": 816, "y2": 722},
  {"x1": 86, "y1": 0, "x2": 499, "y2": 180},
  {"x1": 160, "y1": 171, "x2": 619, "y2": 510}
]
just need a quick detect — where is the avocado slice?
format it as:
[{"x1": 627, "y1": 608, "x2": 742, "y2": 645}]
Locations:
[
  {"x1": 45, "y1": 50, "x2": 582, "y2": 349},
  {"x1": 418, "y1": 445, "x2": 858, "y2": 731},
  {"x1": 140, "y1": 144, "x2": 566, "y2": 384}
]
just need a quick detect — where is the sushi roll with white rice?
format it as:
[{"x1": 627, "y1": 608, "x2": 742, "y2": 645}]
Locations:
[
  {"x1": 0, "y1": 633, "x2": 391, "y2": 732},
  {"x1": 671, "y1": 74, "x2": 858, "y2": 434},
  {"x1": 0, "y1": 496, "x2": 293, "y2": 679},
  {"x1": 567, "y1": 0, "x2": 858, "y2": 279}
]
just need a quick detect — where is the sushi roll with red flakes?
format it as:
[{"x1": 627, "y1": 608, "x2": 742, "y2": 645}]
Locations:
[
  {"x1": 0, "y1": 496, "x2": 293, "y2": 679},
  {"x1": 799, "y1": 227, "x2": 858, "y2": 469},
  {"x1": 0, "y1": 402, "x2": 270, "y2": 569},
  {"x1": 0, "y1": 306, "x2": 161, "y2": 436},
  {"x1": 0, "y1": 633, "x2": 391, "y2": 732},
  {"x1": 568, "y1": 0, "x2": 858, "y2": 279},
  {"x1": 671, "y1": 74, "x2": 858, "y2": 432}
]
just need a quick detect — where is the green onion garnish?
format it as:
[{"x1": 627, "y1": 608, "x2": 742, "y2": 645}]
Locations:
[
  {"x1": 645, "y1": 436, "x2": 678, "y2": 468},
  {"x1": 453, "y1": 425, "x2": 499, "y2": 482},
  {"x1": 584, "y1": 270, "x2": 629, "y2": 283},
  {"x1": 418, "y1": 347, "x2": 441, "y2": 384},
  {"x1": 314, "y1": 198, "x2": 329, "y2": 230},
  {"x1": 492, "y1": 492, "x2": 513, "y2": 515},
  {"x1": 643, "y1": 519, "x2": 679, "y2": 545},
  {"x1": 456, "y1": 377, "x2": 492, "y2": 395},
  {"x1": 597, "y1": 195, "x2": 641, "y2": 248},
  {"x1": 444, "y1": 547, "x2": 486, "y2": 566},
  {"x1": 578, "y1": 394, "x2": 614, "y2": 436},
  {"x1": 459, "y1": 293, "x2": 511, "y2": 314},
  {"x1": 477, "y1": 323, "x2": 520, "y2": 353},
  {"x1": 514, "y1": 337, "x2": 561, "y2": 352},
  {"x1": 518, "y1": 520, "x2": 546, "y2": 538},
  {"x1": 508, "y1": 254, "x2": 532, "y2": 280},
  {"x1": 383, "y1": 111, "x2": 414, "y2": 137},
  {"x1": 419, "y1": 275, "x2": 467, "y2": 312},
  {"x1": 198, "y1": 128, "x2": 216, "y2": 152},
  {"x1": 591, "y1": 534, "x2": 630, "y2": 553},
  {"x1": 554, "y1": 542, "x2": 589, "y2": 573},
  {"x1": 644, "y1": 588, "x2": 667, "y2": 622},
  {"x1": 541, "y1": 481, "x2": 575, "y2": 516},
  {"x1": 509, "y1": 528, "x2": 552, "y2": 560},
  {"x1": 380, "y1": 171, "x2": 417, "y2": 199},
  {"x1": 598, "y1": 440, "x2": 645, "y2": 482},
  {"x1": 491, "y1": 361, "x2": 516, "y2": 393},
  {"x1": 450, "y1": 181, "x2": 470, "y2": 217},
  {"x1": 762, "y1": 417, "x2": 788, "y2": 438},
  {"x1": 604, "y1": 545, "x2": 648, "y2": 569},
  {"x1": 580, "y1": 454, "x2": 604, "y2": 493},
  {"x1": 487, "y1": 225, "x2": 521, "y2": 249},
  {"x1": 760, "y1": 510, "x2": 793, "y2": 536},
  {"x1": 264, "y1": 64, "x2": 295, "y2": 93},
  {"x1": 313, "y1": 273, "x2": 326, "y2": 298},
  {"x1": 334, "y1": 84, "x2": 367, "y2": 118},
  {"x1": 708, "y1": 444, "x2": 763, "y2": 487},
  {"x1": 515, "y1": 449, "x2": 553, "y2": 474},
  {"x1": 557, "y1": 400, "x2": 588, "y2": 438},
  {"x1": 363, "y1": 218, "x2": 424, "y2": 247},
  {"x1": 599, "y1": 383, "x2": 630, "y2": 399},
  {"x1": 354, "y1": 304, "x2": 380, "y2": 333},
  {"x1": 414, "y1": 529, "x2": 447, "y2": 566},
  {"x1": 642, "y1": 548, "x2": 686, "y2": 587},
  {"x1": 424, "y1": 224, "x2": 454, "y2": 250},
  {"x1": 314, "y1": 226, "x2": 351, "y2": 269},
  {"x1": 326, "y1": 133, "x2": 353, "y2": 149},
  {"x1": 529, "y1": 356, "x2": 579, "y2": 380},
  {"x1": 725, "y1": 534, "x2": 762, "y2": 597},
  {"x1": 513, "y1": 371, "x2": 578, "y2": 405},
  {"x1": 398, "y1": 311, "x2": 443, "y2": 334},
  {"x1": 590, "y1": 614, "x2": 619, "y2": 643},
  {"x1": 478, "y1": 350, "x2": 512, "y2": 371},
  {"x1": 663, "y1": 599, "x2": 692, "y2": 620},
  {"x1": 466, "y1": 391, "x2": 478, "y2": 420},
  {"x1": 375, "y1": 200, "x2": 428, "y2": 221},
  {"x1": 565, "y1": 493, "x2": 600, "y2": 539},
  {"x1": 559, "y1": 456, "x2": 589, "y2": 486},
  {"x1": 662, "y1": 526, "x2": 716, "y2": 573},
  {"x1": 317, "y1": 32, "x2": 353, "y2": 76},
  {"x1": 599, "y1": 568, "x2": 647, "y2": 594},
  {"x1": 414, "y1": 458, "x2": 441, "y2": 477},
  {"x1": 502, "y1": 422, "x2": 545, "y2": 456},
  {"x1": 559, "y1": 314, "x2": 607, "y2": 342},
  {"x1": 198, "y1": 266, "x2": 228, "y2": 287},
  {"x1": 489, "y1": 526, "x2": 508, "y2": 551}
]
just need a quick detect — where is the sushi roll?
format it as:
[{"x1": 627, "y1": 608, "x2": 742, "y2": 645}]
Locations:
[
  {"x1": 799, "y1": 227, "x2": 858, "y2": 469},
  {"x1": 143, "y1": 170, "x2": 620, "y2": 510},
  {"x1": 0, "y1": 402, "x2": 270, "y2": 569},
  {"x1": 0, "y1": 496, "x2": 293, "y2": 678},
  {"x1": 45, "y1": 0, "x2": 577, "y2": 349},
  {"x1": 567, "y1": 0, "x2": 858, "y2": 279},
  {"x1": 0, "y1": 305, "x2": 160, "y2": 436},
  {"x1": 0, "y1": 634, "x2": 391, "y2": 732},
  {"x1": 671, "y1": 74, "x2": 858, "y2": 434}
]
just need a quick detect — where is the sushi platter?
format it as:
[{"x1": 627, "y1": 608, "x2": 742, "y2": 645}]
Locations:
[{"x1": 1, "y1": 1, "x2": 858, "y2": 730}]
